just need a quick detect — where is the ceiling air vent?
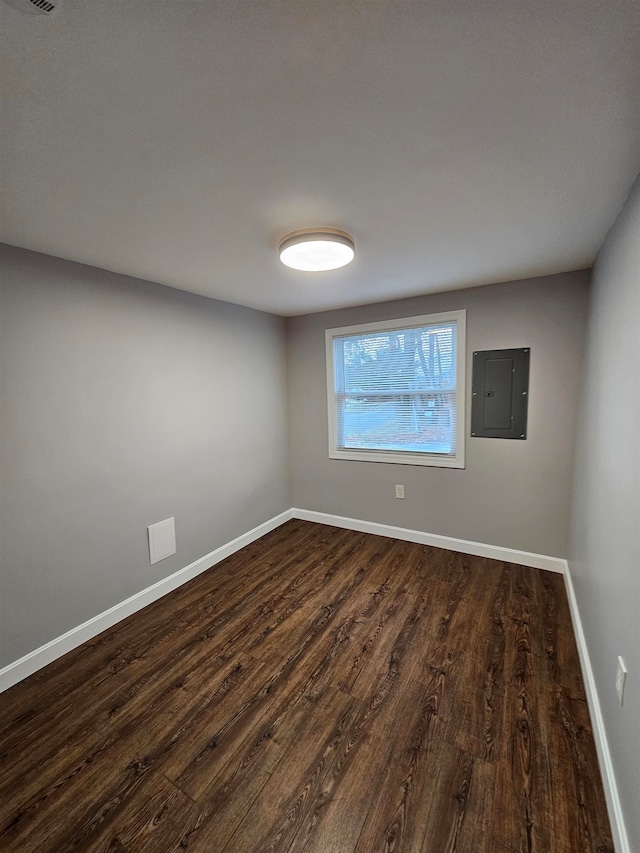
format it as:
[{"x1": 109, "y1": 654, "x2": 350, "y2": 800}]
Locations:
[{"x1": 3, "y1": 0, "x2": 58, "y2": 14}]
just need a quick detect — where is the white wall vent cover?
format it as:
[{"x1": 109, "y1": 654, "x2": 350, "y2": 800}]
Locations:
[
  {"x1": 147, "y1": 517, "x2": 176, "y2": 565},
  {"x1": 3, "y1": 0, "x2": 58, "y2": 14}
]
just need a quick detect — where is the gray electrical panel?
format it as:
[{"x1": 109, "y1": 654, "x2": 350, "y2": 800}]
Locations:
[{"x1": 471, "y1": 348, "x2": 530, "y2": 439}]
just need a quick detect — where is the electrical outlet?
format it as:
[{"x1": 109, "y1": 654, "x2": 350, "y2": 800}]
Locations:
[
  {"x1": 395, "y1": 484, "x2": 405, "y2": 499},
  {"x1": 616, "y1": 656, "x2": 628, "y2": 706}
]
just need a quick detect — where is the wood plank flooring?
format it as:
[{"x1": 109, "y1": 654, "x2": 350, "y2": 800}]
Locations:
[{"x1": 0, "y1": 520, "x2": 613, "y2": 852}]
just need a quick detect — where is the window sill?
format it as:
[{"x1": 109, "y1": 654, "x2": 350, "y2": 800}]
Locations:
[{"x1": 329, "y1": 448, "x2": 465, "y2": 468}]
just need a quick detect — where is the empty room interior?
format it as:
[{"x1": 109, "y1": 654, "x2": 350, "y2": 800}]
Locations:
[{"x1": 0, "y1": 2, "x2": 639, "y2": 852}]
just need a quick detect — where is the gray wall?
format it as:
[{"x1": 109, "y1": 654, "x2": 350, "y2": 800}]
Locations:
[
  {"x1": 288, "y1": 271, "x2": 590, "y2": 558},
  {"x1": 0, "y1": 245, "x2": 290, "y2": 667},
  {"x1": 569, "y1": 176, "x2": 640, "y2": 851}
]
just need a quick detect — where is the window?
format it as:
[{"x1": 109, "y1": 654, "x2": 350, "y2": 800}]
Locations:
[{"x1": 326, "y1": 310, "x2": 466, "y2": 468}]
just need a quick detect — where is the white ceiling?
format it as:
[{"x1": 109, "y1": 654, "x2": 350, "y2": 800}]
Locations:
[{"x1": 1, "y1": 1, "x2": 639, "y2": 316}]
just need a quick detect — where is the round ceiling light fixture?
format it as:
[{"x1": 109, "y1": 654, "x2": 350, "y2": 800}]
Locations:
[{"x1": 278, "y1": 228, "x2": 355, "y2": 272}]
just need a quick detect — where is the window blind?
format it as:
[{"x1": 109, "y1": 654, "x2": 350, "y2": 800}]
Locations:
[{"x1": 332, "y1": 320, "x2": 458, "y2": 458}]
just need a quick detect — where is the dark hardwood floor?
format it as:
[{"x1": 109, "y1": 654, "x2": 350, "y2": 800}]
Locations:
[{"x1": 0, "y1": 520, "x2": 613, "y2": 852}]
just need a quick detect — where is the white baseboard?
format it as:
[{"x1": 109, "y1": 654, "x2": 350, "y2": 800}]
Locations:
[
  {"x1": 4, "y1": 507, "x2": 563, "y2": 692},
  {"x1": 0, "y1": 507, "x2": 628, "y2": 853},
  {"x1": 0, "y1": 509, "x2": 294, "y2": 693},
  {"x1": 291, "y1": 508, "x2": 566, "y2": 573},
  {"x1": 561, "y1": 562, "x2": 630, "y2": 853}
]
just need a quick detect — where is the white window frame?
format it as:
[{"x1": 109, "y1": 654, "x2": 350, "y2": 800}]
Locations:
[{"x1": 325, "y1": 310, "x2": 466, "y2": 468}]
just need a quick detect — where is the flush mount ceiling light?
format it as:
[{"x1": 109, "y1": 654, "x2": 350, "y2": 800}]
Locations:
[{"x1": 278, "y1": 228, "x2": 355, "y2": 272}]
